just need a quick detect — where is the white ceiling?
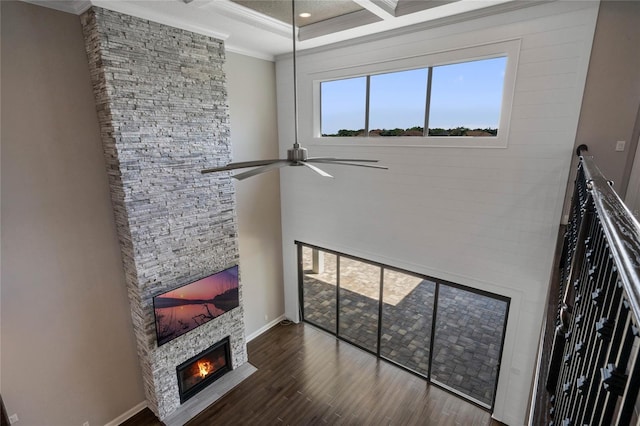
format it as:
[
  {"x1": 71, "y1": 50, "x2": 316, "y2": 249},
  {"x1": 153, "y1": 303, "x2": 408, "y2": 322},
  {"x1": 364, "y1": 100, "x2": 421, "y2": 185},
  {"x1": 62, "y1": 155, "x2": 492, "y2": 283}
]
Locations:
[{"x1": 24, "y1": 0, "x2": 521, "y2": 61}]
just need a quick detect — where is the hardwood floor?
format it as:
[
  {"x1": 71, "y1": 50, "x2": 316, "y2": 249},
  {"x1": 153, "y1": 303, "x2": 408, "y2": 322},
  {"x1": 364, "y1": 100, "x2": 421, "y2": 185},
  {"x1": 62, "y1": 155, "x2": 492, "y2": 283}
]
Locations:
[{"x1": 123, "y1": 323, "x2": 504, "y2": 425}]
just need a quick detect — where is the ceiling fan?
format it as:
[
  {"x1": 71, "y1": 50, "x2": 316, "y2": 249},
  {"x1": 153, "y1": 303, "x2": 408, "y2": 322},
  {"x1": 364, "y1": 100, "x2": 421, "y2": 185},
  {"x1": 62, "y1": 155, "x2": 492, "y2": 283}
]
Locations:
[{"x1": 201, "y1": 0, "x2": 387, "y2": 181}]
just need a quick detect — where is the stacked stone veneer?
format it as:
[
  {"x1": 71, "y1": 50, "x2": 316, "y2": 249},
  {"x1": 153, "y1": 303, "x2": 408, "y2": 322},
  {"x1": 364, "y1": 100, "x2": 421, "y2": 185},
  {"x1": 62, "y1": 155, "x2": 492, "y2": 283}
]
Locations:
[{"x1": 80, "y1": 7, "x2": 247, "y2": 420}]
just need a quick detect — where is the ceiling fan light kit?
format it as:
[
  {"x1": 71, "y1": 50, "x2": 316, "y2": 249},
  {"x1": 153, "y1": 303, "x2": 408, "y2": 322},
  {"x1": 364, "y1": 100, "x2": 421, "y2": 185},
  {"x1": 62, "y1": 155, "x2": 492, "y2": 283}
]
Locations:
[{"x1": 201, "y1": 0, "x2": 387, "y2": 181}]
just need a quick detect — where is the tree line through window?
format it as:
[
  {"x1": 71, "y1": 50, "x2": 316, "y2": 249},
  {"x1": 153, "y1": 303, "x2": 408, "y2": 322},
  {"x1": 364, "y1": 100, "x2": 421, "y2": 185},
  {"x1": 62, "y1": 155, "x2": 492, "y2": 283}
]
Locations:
[{"x1": 320, "y1": 56, "x2": 507, "y2": 138}]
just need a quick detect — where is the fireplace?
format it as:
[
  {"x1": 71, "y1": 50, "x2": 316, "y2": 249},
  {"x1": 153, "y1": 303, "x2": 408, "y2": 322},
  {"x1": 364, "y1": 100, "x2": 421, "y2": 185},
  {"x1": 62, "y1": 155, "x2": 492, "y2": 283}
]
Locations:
[{"x1": 176, "y1": 337, "x2": 232, "y2": 403}]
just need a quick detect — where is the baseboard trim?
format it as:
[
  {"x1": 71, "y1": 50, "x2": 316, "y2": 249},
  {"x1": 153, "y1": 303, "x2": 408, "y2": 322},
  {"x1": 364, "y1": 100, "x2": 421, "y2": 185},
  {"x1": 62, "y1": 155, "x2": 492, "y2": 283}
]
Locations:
[
  {"x1": 246, "y1": 314, "x2": 286, "y2": 342},
  {"x1": 104, "y1": 401, "x2": 147, "y2": 426}
]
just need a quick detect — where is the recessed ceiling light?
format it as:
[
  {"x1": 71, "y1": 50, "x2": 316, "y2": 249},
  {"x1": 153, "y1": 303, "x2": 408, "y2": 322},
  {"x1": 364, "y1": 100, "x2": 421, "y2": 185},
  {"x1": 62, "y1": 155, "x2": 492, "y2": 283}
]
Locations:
[{"x1": 299, "y1": 12, "x2": 311, "y2": 18}]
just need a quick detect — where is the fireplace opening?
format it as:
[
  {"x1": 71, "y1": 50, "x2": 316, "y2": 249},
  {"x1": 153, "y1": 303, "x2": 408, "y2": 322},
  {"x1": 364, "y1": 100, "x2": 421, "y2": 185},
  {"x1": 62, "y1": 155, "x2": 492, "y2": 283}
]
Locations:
[{"x1": 176, "y1": 337, "x2": 231, "y2": 403}]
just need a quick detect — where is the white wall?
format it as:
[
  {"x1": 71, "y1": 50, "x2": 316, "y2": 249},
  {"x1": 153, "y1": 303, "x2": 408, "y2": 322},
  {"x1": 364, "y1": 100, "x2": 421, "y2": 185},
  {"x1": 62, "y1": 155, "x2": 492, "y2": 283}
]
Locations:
[
  {"x1": 1, "y1": 2, "x2": 145, "y2": 425},
  {"x1": 276, "y1": 2, "x2": 599, "y2": 424},
  {"x1": 225, "y1": 52, "x2": 285, "y2": 339}
]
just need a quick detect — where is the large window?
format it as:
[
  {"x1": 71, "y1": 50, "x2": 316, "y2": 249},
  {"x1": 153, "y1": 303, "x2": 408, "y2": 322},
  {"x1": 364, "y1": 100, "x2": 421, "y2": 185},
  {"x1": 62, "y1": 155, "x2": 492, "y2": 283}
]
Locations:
[
  {"x1": 320, "y1": 57, "x2": 506, "y2": 138},
  {"x1": 310, "y1": 40, "x2": 519, "y2": 147},
  {"x1": 297, "y1": 242, "x2": 510, "y2": 410}
]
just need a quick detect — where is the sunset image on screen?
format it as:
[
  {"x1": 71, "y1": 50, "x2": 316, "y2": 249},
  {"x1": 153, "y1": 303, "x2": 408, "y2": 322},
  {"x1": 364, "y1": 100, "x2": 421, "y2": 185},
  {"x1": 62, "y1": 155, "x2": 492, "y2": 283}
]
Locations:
[{"x1": 154, "y1": 266, "x2": 239, "y2": 346}]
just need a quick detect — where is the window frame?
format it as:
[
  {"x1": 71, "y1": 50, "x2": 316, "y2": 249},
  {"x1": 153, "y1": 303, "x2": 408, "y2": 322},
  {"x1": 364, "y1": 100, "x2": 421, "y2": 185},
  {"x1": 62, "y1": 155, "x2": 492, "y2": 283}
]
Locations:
[{"x1": 308, "y1": 39, "x2": 520, "y2": 148}]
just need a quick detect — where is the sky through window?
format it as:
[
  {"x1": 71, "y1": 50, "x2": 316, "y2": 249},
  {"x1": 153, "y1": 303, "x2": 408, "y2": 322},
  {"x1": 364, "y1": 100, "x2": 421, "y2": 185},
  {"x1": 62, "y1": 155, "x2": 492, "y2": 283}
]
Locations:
[{"x1": 320, "y1": 56, "x2": 507, "y2": 136}]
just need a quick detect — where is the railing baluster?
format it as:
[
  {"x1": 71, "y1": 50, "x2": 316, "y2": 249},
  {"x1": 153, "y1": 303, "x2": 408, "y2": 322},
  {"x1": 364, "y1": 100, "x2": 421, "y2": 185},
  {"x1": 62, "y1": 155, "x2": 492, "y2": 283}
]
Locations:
[
  {"x1": 600, "y1": 311, "x2": 634, "y2": 424},
  {"x1": 615, "y1": 321, "x2": 640, "y2": 425},
  {"x1": 572, "y1": 228, "x2": 615, "y2": 422},
  {"x1": 588, "y1": 292, "x2": 629, "y2": 425},
  {"x1": 552, "y1": 198, "x2": 595, "y2": 422},
  {"x1": 576, "y1": 258, "x2": 620, "y2": 425},
  {"x1": 542, "y1": 146, "x2": 640, "y2": 426}
]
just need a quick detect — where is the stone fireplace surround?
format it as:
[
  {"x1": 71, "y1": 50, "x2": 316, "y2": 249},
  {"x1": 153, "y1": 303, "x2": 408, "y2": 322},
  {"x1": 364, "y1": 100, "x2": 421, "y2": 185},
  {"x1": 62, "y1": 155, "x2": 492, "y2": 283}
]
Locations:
[{"x1": 80, "y1": 7, "x2": 248, "y2": 421}]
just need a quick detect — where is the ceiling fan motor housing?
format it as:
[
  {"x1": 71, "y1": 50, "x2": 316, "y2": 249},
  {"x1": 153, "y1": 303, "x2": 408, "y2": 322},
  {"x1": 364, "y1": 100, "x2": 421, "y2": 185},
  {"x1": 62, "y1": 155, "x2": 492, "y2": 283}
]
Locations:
[{"x1": 287, "y1": 145, "x2": 308, "y2": 165}]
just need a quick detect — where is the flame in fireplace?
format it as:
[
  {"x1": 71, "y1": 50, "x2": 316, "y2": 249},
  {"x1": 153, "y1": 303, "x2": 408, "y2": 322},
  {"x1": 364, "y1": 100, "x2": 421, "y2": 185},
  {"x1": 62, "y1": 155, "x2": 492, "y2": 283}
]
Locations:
[{"x1": 197, "y1": 360, "x2": 213, "y2": 378}]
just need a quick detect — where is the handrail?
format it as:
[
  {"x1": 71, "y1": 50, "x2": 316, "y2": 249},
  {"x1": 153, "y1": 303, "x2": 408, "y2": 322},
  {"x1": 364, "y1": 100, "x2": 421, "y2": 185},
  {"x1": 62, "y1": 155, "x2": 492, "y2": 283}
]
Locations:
[{"x1": 577, "y1": 146, "x2": 640, "y2": 326}]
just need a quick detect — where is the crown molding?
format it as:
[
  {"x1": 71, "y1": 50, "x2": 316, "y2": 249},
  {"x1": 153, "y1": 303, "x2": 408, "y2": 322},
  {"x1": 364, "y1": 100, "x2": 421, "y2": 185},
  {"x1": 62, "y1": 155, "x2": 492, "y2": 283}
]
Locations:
[
  {"x1": 199, "y1": 0, "x2": 291, "y2": 39},
  {"x1": 74, "y1": 0, "x2": 91, "y2": 15},
  {"x1": 21, "y1": 0, "x2": 276, "y2": 62},
  {"x1": 21, "y1": 0, "x2": 91, "y2": 15},
  {"x1": 91, "y1": 0, "x2": 230, "y2": 41},
  {"x1": 72, "y1": 0, "x2": 91, "y2": 14},
  {"x1": 225, "y1": 44, "x2": 275, "y2": 62}
]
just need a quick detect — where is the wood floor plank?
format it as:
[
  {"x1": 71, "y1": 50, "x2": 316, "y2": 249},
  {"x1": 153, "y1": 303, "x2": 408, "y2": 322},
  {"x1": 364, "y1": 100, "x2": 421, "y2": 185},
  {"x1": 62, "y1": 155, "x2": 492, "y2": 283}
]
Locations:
[{"x1": 123, "y1": 323, "x2": 504, "y2": 425}]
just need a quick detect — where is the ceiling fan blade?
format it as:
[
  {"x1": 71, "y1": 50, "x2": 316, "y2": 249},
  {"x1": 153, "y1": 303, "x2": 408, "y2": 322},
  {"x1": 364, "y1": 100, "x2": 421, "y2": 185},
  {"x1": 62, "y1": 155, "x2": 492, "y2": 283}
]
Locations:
[
  {"x1": 307, "y1": 157, "x2": 380, "y2": 163},
  {"x1": 232, "y1": 161, "x2": 290, "y2": 180},
  {"x1": 301, "y1": 162, "x2": 333, "y2": 178},
  {"x1": 307, "y1": 159, "x2": 388, "y2": 170},
  {"x1": 306, "y1": 157, "x2": 337, "y2": 161},
  {"x1": 201, "y1": 159, "x2": 285, "y2": 174},
  {"x1": 334, "y1": 159, "x2": 380, "y2": 163}
]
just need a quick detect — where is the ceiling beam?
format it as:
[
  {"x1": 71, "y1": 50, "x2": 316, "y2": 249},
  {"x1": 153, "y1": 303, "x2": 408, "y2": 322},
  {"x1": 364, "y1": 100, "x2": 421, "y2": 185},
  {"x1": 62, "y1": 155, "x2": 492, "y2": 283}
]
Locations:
[
  {"x1": 395, "y1": 0, "x2": 460, "y2": 17},
  {"x1": 371, "y1": 0, "x2": 399, "y2": 17},
  {"x1": 351, "y1": 0, "x2": 396, "y2": 20},
  {"x1": 299, "y1": 9, "x2": 381, "y2": 41}
]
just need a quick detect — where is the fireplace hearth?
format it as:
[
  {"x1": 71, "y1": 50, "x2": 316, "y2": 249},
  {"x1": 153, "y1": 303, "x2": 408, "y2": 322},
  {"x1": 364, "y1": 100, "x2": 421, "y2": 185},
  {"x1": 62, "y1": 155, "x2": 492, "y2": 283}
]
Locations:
[{"x1": 177, "y1": 337, "x2": 231, "y2": 403}]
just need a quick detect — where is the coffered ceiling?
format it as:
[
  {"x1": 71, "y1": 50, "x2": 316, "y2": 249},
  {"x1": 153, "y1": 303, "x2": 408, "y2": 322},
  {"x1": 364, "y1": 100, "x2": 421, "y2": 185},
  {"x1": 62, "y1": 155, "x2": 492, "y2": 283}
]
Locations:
[
  {"x1": 232, "y1": 0, "x2": 466, "y2": 25},
  {"x1": 232, "y1": 0, "x2": 366, "y2": 26},
  {"x1": 24, "y1": 0, "x2": 529, "y2": 60}
]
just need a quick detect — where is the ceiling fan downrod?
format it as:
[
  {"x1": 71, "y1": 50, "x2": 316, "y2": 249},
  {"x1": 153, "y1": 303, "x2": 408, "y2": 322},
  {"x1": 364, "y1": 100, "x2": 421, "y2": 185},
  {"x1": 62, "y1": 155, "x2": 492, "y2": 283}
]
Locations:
[{"x1": 200, "y1": 0, "x2": 387, "y2": 181}]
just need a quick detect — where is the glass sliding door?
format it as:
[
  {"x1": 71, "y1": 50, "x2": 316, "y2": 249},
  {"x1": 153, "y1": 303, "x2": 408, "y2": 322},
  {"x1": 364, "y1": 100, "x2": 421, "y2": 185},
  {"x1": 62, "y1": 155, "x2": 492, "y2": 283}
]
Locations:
[
  {"x1": 301, "y1": 246, "x2": 337, "y2": 333},
  {"x1": 297, "y1": 242, "x2": 510, "y2": 411},
  {"x1": 431, "y1": 285, "x2": 508, "y2": 407},
  {"x1": 338, "y1": 257, "x2": 380, "y2": 353},
  {"x1": 380, "y1": 269, "x2": 435, "y2": 377}
]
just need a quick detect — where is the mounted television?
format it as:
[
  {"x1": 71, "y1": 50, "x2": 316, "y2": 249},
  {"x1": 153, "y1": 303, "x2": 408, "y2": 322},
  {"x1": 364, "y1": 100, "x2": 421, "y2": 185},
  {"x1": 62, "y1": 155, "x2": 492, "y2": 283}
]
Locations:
[{"x1": 153, "y1": 265, "x2": 239, "y2": 346}]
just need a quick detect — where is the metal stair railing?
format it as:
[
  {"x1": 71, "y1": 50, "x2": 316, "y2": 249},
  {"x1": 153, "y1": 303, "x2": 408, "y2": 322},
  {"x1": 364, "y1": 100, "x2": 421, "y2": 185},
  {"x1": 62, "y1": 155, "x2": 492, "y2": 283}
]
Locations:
[{"x1": 546, "y1": 144, "x2": 640, "y2": 425}]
